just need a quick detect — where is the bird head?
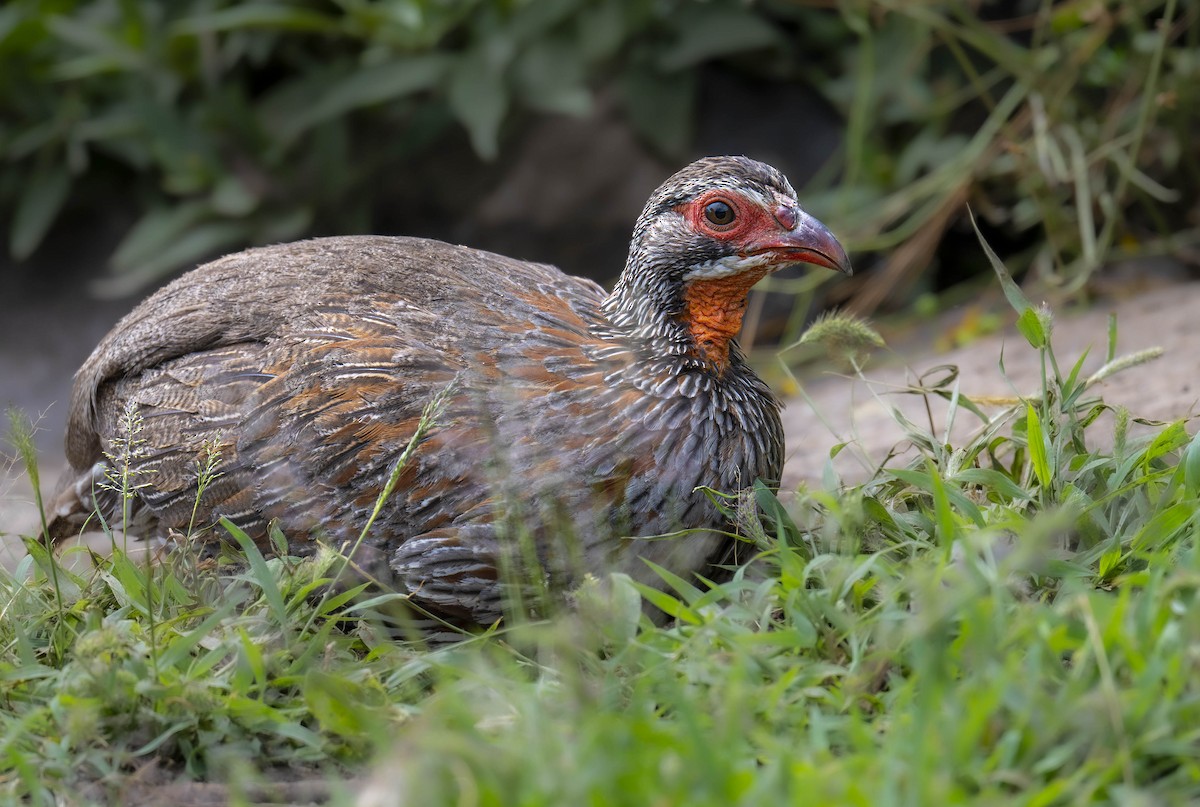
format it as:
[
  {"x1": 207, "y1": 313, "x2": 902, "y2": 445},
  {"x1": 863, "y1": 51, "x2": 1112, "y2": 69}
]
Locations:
[{"x1": 607, "y1": 156, "x2": 851, "y2": 369}]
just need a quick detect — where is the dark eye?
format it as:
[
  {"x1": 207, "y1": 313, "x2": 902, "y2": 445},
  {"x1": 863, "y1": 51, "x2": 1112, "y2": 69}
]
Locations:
[{"x1": 704, "y1": 200, "x2": 735, "y2": 227}]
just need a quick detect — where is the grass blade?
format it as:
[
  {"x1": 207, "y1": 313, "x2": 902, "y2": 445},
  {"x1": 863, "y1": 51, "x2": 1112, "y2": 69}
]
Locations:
[{"x1": 222, "y1": 517, "x2": 288, "y2": 626}]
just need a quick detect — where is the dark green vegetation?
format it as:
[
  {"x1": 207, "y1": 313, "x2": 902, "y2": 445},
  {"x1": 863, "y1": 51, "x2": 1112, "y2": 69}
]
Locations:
[
  {"x1": 1, "y1": 0, "x2": 1195, "y2": 301},
  {"x1": 3, "y1": 240, "x2": 1199, "y2": 804}
]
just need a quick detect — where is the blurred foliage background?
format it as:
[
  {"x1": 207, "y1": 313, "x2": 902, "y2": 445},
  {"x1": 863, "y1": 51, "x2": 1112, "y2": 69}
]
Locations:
[{"x1": 0, "y1": 0, "x2": 1196, "y2": 313}]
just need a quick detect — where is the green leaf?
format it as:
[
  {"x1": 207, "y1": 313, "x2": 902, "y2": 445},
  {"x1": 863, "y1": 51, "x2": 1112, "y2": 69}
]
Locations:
[
  {"x1": 1183, "y1": 431, "x2": 1200, "y2": 498},
  {"x1": 9, "y1": 163, "x2": 70, "y2": 260},
  {"x1": 862, "y1": 496, "x2": 901, "y2": 533},
  {"x1": 448, "y1": 47, "x2": 510, "y2": 160},
  {"x1": 97, "y1": 218, "x2": 253, "y2": 297},
  {"x1": 110, "y1": 202, "x2": 209, "y2": 274},
  {"x1": 1062, "y1": 346, "x2": 1091, "y2": 400},
  {"x1": 1097, "y1": 546, "x2": 1123, "y2": 580},
  {"x1": 47, "y1": 14, "x2": 142, "y2": 77},
  {"x1": 641, "y1": 558, "x2": 704, "y2": 605},
  {"x1": 210, "y1": 175, "x2": 260, "y2": 217},
  {"x1": 754, "y1": 479, "x2": 801, "y2": 544},
  {"x1": 1130, "y1": 502, "x2": 1195, "y2": 552},
  {"x1": 304, "y1": 582, "x2": 366, "y2": 617},
  {"x1": 156, "y1": 599, "x2": 238, "y2": 672},
  {"x1": 620, "y1": 63, "x2": 695, "y2": 157},
  {"x1": 607, "y1": 573, "x2": 645, "y2": 640},
  {"x1": 1026, "y1": 404, "x2": 1052, "y2": 491},
  {"x1": 258, "y1": 206, "x2": 314, "y2": 244},
  {"x1": 1142, "y1": 421, "x2": 1188, "y2": 469},
  {"x1": 238, "y1": 628, "x2": 267, "y2": 694},
  {"x1": 628, "y1": 580, "x2": 702, "y2": 624},
  {"x1": 0, "y1": 8, "x2": 20, "y2": 43},
  {"x1": 506, "y1": 0, "x2": 584, "y2": 44},
  {"x1": 266, "y1": 55, "x2": 452, "y2": 146},
  {"x1": 1015, "y1": 307, "x2": 1046, "y2": 349},
  {"x1": 574, "y1": 572, "x2": 644, "y2": 646},
  {"x1": 657, "y1": 6, "x2": 780, "y2": 70},
  {"x1": 952, "y1": 468, "x2": 1032, "y2": 503},
  {"x1": 970, "y1": 207, "x2": 1031, "y2": 315},
  {"x1": 887, "y1": 469, "x2": 985, "y2": 526},
  {"x1": 574, "y1": 2, "x2": 625, "y2": 62},
  {"x1": 927, "y1": 459, "x2": 959, "y2": 544},
  {"x1": 222, "y1": 517, "x2": 288, "y2": 626},
  {"x1": 514, "y1": 38, "x2": 591, "y2": 116},
  {"x1": 303, "y1": 668, "x2": 378, "y2": 737},
  {"x1": 170, "y1": 4, "x2": 337, "y2": 35}
]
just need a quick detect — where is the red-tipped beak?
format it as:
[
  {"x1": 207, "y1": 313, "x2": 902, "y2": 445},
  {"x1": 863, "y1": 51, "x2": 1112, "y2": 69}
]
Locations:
[{"x1": 746, "y1": 209, "x2": 853, "y2": 276}]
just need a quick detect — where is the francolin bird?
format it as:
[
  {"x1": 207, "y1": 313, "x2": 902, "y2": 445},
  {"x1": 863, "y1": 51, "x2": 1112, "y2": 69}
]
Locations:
[{"x1": 48, "y1": 156, "x2": 851, "y2": 630}]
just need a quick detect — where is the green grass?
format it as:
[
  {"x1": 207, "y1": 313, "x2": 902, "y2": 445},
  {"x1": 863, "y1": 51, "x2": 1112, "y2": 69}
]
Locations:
[{"x1": 3, "y1": 244, "x2": 1200, "y2": 805}]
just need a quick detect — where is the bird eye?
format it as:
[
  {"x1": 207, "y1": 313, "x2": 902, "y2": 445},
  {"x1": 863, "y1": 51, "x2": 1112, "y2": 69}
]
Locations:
[{"x1": 703, "y1": 200, "x2": 735, "y2": 227}]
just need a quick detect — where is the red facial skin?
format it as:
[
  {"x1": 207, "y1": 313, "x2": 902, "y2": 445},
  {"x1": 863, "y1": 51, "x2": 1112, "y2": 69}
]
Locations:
[
  {"x1": 679, "y1": 189, "x2": 852, "y2": 275},
  {"x1": 674, "y1": 189, "x2": 851, "y2": 370}
]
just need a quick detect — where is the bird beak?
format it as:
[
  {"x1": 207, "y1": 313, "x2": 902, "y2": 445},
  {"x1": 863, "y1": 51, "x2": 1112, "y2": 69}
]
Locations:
[{"x1": 746, "y1": 209, "x2": 853, "y2": 276}]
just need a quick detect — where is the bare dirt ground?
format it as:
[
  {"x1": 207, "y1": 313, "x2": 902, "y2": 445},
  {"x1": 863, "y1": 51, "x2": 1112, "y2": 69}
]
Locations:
[
  {"x1": 779, "y1": 272, "x2": 1199, "y2": 490},
  {"x1": 3, "y1": 271, "x2": 1198, "y2": 571}
]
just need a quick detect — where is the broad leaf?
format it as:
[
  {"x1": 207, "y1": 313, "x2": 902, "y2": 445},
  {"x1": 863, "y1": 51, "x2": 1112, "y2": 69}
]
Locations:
[{"x1": 9, "y1": 163, "x2": 70, "y2": 260}]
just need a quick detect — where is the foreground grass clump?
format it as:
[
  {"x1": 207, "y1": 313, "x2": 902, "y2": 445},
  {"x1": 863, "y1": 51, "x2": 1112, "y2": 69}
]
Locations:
[{"x1": 4, "y1": 255, "x2": 1200, "y2": 805}]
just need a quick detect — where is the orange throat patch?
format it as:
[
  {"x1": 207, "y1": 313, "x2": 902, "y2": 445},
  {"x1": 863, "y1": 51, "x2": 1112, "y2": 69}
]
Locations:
[{"x1": 681, "y1": 267, "x2": 771, "y2": 370}]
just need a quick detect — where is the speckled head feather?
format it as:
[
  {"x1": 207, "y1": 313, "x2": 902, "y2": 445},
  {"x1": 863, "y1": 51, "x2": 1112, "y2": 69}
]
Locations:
[
  {"x1": 603, "y1": 155, "x2": 848, "y2": 365},
  {"x1": 641, "y1": 156, "x2": 796, "y2": 215},
  {"x1": 608, "y1": 157, "x2": 793, "y2": 315}
]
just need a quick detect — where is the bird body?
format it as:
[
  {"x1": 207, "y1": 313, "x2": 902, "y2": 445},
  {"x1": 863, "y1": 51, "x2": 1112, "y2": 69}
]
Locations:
[{"x1": 48, "y1": 156, "x2": 850, "y2": 628}]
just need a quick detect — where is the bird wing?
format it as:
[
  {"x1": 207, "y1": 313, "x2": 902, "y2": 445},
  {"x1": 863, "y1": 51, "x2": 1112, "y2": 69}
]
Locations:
[
  {"x1": 65, "y1": 235, "x2": 605, "y2": 468},
  {"x1": 54, "y1": 236, "x2": 612, "y2": 551}
]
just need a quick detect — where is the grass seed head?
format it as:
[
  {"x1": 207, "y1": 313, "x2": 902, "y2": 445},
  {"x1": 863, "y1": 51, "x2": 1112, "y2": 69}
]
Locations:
[{"x1": 798, "y1": 311, "x2": 886, "y2": 369}]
